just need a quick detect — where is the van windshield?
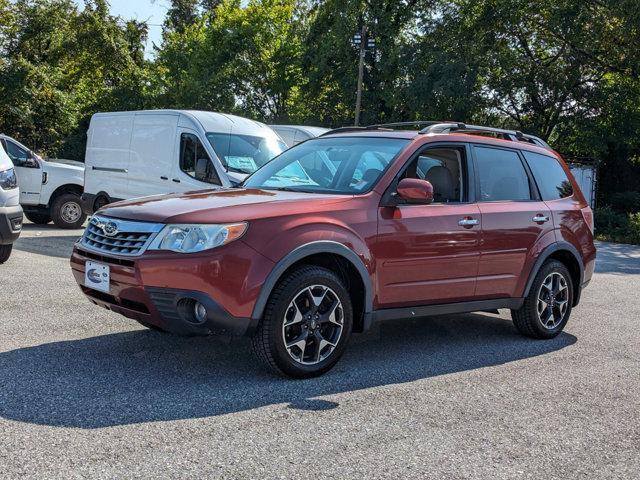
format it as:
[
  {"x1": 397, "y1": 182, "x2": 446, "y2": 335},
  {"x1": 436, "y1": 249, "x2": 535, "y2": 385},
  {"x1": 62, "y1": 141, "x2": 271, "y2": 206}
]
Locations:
[
  {"x1": 243, "y1": 136, "x2": 409, "y2": 194},
  {"x1": 206, "y1": 133, "x2": 287, "y2": 175}
]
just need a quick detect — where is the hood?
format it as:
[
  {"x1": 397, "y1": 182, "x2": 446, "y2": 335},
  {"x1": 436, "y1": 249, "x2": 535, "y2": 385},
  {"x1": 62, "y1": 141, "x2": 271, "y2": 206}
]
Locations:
[
  {"x1": 43, "y1": 158, "x2": 85, "y2": 171},
  {"x1": 99, "y1": 188, "x2": 352, "y2": 224}
]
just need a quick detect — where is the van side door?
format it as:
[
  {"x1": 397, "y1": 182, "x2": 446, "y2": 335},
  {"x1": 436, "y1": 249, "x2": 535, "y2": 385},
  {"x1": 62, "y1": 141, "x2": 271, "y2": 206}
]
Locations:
[
  {"x1": 170, "y1": 129, "x2": 223, "y2": 191},
  {"x1": 473, "y1": 145, "x2": 554, "y2": 299},
  {"x1": 128, "y1": 113, "x2": 178, "y2": 198}
]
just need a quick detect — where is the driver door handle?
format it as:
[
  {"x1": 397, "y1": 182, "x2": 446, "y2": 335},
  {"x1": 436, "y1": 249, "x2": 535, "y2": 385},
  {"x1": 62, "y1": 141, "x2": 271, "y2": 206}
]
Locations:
[
  {"x1": 458, "y1": 217, "x2": 479, "y2": 227},
  {"x1": 533, "y1": 215, "x2": 550, "y2": 223}
]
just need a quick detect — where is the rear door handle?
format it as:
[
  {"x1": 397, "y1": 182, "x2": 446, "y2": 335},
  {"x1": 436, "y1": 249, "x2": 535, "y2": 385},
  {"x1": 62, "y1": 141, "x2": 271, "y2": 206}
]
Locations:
[
  {"x1": 533, "y1": 215, "x2": 549, "y2": 223},
  {"x1": 458, "y1": 217, "x2": 479, "y2": 227},
  {"x1": 160, "y1": 176, "x2": 168, "y2": 180}
]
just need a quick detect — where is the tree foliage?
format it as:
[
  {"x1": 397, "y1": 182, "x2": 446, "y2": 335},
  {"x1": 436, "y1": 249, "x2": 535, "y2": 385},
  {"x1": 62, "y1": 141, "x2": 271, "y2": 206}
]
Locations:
[{"x1": 0, "y1": 0, "x2": 638, "y2": 200}]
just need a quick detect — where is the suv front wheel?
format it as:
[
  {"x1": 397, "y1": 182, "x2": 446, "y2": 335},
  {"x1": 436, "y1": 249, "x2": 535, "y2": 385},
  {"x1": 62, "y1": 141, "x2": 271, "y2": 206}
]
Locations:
[
  {"x1": 251, "y1": 266, "x2": 353, "y2": 378},
  {"x1": 512, "y1": 259, "x2": 574, "y2": 339}
]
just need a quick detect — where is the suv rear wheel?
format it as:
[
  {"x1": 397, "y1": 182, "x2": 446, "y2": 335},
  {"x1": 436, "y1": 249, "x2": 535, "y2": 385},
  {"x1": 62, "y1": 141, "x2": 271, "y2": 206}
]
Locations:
[
  {"x1": 511, "y1": 259, "x2": 573, "y2": 339},
  {"x1": 251, "y1": 266, "x2": 353, "y2": 378},
  {"x1": 51, "y1": 193, "x2": 87, "y2": 229}
]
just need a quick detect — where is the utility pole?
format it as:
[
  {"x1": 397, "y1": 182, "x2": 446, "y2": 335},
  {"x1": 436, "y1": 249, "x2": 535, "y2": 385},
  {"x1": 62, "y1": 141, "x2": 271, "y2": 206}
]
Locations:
[{"x1": 354, "y1": 24, "x2": 367, "y2": 126}]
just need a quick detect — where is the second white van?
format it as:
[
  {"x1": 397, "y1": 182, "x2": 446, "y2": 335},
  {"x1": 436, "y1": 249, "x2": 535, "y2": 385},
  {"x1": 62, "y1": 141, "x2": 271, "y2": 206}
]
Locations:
[{"x1": 82, "y1": 110, "x2": 286, "y2": 214}]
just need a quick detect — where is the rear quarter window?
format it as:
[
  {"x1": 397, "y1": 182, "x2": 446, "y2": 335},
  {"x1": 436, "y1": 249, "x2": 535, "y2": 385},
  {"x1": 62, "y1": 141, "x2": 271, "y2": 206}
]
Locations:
[{"x1": 523, "y1": 151, "x2": 573, "y2": 200}]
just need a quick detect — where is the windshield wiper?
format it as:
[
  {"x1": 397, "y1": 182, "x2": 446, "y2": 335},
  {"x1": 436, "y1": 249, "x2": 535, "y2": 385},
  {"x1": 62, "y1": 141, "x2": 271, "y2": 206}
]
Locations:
[
  {"x1": 268, "y1": 186, "x2": 318, "y2": 193},
  {"x1": 225, "y1": 165, "x2": 253, "y2": 174}
]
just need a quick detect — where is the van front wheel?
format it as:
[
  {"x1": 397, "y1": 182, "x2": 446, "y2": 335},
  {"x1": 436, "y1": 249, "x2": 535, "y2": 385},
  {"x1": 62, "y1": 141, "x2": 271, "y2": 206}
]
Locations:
[
  {"x1": 51, "y1": 193, "x2": 87, "y2": 229},
  {"x1": 24, "y1": 211, "x2": 51, "y2": 225}
]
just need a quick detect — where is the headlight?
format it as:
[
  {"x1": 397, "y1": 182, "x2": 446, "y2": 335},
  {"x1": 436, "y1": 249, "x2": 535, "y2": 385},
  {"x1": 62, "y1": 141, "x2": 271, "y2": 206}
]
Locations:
[
  {"x1": 0, "y1": 168, "x2": 17, "y2": 190},
  {"x1": 148, "y1": 223, "x2": 247, "y2": 253}
]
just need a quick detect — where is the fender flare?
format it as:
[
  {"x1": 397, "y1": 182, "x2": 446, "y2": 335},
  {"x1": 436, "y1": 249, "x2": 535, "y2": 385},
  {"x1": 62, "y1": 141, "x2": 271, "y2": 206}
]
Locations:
[
  {"x1": 251, "y1": 241, "x2": 374, "y2": 322},
  {"x1": 523, "y1": 241, "x2": 584, "y2": 300}
]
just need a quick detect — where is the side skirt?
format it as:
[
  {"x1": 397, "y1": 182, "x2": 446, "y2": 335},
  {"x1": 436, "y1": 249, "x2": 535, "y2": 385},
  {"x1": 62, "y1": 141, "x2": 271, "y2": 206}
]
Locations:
[{"x1": 371, "y1": 298, "x2": 524, "y2": 323}]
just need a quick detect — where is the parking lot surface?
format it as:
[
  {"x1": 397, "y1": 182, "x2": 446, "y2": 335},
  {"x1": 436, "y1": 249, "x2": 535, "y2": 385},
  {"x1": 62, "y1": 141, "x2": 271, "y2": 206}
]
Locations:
[{"x1": 1, "y1": 222, "x2": 639, "y2": 479}]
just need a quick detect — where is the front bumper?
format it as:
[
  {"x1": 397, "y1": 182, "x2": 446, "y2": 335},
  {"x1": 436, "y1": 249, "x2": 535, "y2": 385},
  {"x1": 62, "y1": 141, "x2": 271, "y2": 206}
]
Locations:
[
  {"x1": 0, "y1": 204, "x2": 23, "y2": 245},
  {"x1": 70, "y1": 245, "x2": 261, "y2": 336}
]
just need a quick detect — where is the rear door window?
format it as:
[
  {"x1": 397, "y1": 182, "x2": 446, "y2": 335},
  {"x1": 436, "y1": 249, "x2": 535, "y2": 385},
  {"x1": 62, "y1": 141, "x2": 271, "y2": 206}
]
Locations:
[
  {"x1": 522, "y1": 151, "x2": 574, "y2": 200},
  {"x1": 474, "y1": 146, "x2": 532, "y2": 201}
]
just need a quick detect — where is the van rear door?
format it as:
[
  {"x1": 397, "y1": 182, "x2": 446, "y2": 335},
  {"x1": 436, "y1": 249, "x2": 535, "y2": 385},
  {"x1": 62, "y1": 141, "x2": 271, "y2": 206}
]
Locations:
[{"x1": 128, "y1": 113, "x2": 178, "y2": 198}]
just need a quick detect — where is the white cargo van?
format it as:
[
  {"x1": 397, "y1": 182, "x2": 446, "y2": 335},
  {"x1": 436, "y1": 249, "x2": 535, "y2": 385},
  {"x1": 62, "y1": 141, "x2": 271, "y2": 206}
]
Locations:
[
  {"x1": 0, "y1": 134, "x2": 85, "y2": 229},
  {"x1": 82, "y1": 110, "x2": 287, "y2": 214},
  {"x1": 269, "y1": 125, "x2": 329, "y2": 147},
  {"x1": 0, "y1": 144, "x2": 22, "y2": 263}
]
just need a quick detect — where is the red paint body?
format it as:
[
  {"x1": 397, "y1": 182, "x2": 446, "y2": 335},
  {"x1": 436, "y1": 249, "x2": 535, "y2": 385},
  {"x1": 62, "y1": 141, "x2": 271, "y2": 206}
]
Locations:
[{"x1": 70, "y1": 132, "x2": 596, "y2": 331}]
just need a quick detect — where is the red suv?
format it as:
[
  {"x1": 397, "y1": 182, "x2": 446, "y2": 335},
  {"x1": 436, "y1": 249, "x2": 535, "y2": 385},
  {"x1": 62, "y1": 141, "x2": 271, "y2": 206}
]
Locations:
[{"x1": 70, "y1": 122, "x2": 596, "y2": 378}]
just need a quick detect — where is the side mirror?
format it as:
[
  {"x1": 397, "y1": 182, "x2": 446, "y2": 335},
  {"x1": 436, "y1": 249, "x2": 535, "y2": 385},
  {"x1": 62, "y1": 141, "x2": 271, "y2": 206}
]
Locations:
[
  {"x1": 195, "y1": 158, "x2": 209, "y2": 181},
  {"x1": 24, "y1": 155, "x2": 39, "y2": 168},
  {"x1": 396, "y1": 178, "x2": 434, "y2": 204}
]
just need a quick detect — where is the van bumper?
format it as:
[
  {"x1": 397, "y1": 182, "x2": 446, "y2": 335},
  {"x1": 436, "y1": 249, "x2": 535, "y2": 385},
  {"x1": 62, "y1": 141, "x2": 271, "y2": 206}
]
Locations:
[{"x1": 0, "y1": 204, "x2": 23, "y2": 244}]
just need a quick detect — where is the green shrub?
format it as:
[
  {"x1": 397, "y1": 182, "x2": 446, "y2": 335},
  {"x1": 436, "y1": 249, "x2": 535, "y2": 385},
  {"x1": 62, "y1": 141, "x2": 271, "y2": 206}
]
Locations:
[
  {"x1": 627, "y1": 213, "x2": 640, "y2": 244},
  {"x1": 608, "y1": 191, "x2": 640, "y2": 213},
  {"x1": 594, "y1": 207, "x2": 640, "y2": 244}
]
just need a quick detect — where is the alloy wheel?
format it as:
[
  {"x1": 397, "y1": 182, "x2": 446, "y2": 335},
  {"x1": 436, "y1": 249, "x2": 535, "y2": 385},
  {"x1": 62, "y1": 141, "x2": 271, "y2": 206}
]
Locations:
[
  {"x1": 536, "y1": 272, "x2": 569, "y2": 329},
  {"x1": 282, "y1": 285, "x2": 344, "y2": 365}
]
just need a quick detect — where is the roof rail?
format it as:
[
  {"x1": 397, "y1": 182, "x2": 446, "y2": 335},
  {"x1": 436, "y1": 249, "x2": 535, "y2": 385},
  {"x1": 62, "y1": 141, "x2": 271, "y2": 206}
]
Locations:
[
  {"x1": 321, "y1": 121, "x2": 460, "y2": 137},
  {"x1": 319, "y1": 125, "x2": 395, "y2": 136}
]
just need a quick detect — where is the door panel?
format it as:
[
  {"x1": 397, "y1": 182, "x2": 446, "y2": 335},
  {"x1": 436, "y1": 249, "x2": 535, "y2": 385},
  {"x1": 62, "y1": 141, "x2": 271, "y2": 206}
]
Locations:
[
  {"x1": 171, "y1": 128, "x2": 222, "y2": 191},
  {"x1": 3, "y1": 140, "x2": 41, "y2": 205},
  {"x1": 476, "y1": 201, "x2": 553, "y2": 298},
  {"x1": 376, "y1": 204, "x2": 481, "y2": 307}
]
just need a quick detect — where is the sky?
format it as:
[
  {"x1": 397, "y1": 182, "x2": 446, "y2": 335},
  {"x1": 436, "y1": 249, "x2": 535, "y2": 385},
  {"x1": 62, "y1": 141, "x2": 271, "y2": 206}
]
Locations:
[{"x1": 74, "y1": 0, "x2": 169, "y2": 57}]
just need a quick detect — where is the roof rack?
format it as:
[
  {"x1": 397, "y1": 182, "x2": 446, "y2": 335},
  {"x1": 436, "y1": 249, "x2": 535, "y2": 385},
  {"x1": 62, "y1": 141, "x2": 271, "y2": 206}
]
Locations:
[
  {"x1": 420, "y1": 122, "x2": 550, "y2": 149},
  {"x1": 321, "y1": 121, "x2": 550, "y2": 149}
]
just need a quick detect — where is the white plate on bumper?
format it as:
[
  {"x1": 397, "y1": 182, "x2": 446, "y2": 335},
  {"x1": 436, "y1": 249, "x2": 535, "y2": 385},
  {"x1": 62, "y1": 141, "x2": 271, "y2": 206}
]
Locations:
[{"x1": 85, "y1": 261, "x2": 110, "y2": 293}]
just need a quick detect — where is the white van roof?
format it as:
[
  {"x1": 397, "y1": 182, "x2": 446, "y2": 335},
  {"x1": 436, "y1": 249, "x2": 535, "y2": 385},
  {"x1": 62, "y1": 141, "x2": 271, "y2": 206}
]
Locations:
[{"x1": 91, "y1": 110, "x2": 278, "y2": 138}]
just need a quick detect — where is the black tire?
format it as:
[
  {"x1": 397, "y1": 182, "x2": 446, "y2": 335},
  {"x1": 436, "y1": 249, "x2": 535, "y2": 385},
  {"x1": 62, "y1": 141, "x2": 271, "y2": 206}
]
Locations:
[
  {"x1": 251, "y1": 265, "x2": 353, "y2": 378},
  {"x1": 51, "y1": 193, "x2": 87, "y2": 229},
  {"x1": 511, "y1": 260, "x2": 574, "y2": 339},
  {"x1": 24, "y1": 211, "x2": 51, "y2": 225},
  {"x1": 0, "y1": 244, "x2": 12, "y2": 264}
]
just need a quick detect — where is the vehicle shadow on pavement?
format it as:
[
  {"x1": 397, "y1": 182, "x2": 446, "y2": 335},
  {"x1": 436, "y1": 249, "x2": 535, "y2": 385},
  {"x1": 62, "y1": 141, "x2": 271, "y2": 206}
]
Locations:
[
  {"x1": 14, "y1": 235, "x2": 80, "y2": 258},
  {"x1": 0, "y1": 313, "x2": 576, "y2": 429}
]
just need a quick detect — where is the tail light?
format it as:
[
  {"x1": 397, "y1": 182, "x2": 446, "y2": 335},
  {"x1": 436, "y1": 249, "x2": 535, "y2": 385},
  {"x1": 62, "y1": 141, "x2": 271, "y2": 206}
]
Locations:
[{"x1": 581, "y1": 207, "x2": 594, "y2": 234}]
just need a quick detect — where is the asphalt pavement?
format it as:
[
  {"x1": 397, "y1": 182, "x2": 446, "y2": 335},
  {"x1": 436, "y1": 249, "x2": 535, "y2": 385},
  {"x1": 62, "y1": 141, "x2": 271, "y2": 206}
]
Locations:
[{"x1": 0, "y1": 221, "x2": 638, "y2": 479}]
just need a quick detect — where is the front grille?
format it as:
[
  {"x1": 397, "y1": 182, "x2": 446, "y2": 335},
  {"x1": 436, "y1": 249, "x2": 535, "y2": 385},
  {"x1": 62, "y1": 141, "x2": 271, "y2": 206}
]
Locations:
[{"x1": 80, "y1": 215, "x2": 164, "y2": 257}]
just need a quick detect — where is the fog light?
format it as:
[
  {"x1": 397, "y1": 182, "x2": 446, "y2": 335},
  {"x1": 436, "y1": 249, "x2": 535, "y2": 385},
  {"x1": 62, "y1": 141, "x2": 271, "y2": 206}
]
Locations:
[{"x1": 193, "y1": 301, "x2": 207, "y2": 324}]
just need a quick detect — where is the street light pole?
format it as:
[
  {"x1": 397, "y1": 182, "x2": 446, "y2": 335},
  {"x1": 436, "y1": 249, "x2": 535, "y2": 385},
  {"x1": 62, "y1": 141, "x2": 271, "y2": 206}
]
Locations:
[{"x1": 354, "y1": 24, "x2": 367, "y2": 126}]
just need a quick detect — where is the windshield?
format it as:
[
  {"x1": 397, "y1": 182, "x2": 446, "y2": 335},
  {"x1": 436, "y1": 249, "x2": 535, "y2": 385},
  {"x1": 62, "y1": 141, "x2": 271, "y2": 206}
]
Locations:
[
  {"x1": 243, "y1": 137, "x2": 409, "y2": 194},
  {"x1": 206, "y1": 132, "x2": 287, "y2": 175}
]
